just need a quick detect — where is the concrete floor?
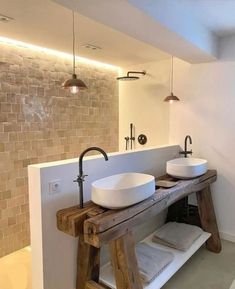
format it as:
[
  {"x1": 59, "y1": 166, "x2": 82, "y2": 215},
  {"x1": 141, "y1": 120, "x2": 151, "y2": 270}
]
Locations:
[
  {"x1": 0, "y1": 240, "x2": 234, "y2": 289},
  {"x1": 163, "y1": 240, "x2": 235, "y2": 289},
  {"x1": 0, "y1": 246, "x2": 31, "y2": 289}
]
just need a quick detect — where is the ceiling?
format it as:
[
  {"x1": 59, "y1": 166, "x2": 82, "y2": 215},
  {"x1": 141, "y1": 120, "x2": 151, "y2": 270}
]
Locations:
[
  {"x1": 1, "y1": 0, "x2": 235, "y2": 66},
  {"x1": 128, "y1": 0, "x2": 235, "y2": 38},
  {"x1": 179, "y1": 0, "x2": 235, "y2": 37},
  {"x1": 0, "y1": 0, "x2": 170, "y2": 67},
  {"x1": 53, "y1": 0, "x2": 219, "y2": 63}
]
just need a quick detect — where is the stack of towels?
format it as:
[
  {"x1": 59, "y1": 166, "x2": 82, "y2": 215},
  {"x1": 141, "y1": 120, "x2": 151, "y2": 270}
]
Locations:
[
  {"x1": 152, "y1": 222, "x2": 203, "y2": 251},
  {"x1": 134, "y1": 222, "x2": 203, "y2": 284},
  {"x1": 136, "y1": 243, "x2": 174, "y2": 283}
]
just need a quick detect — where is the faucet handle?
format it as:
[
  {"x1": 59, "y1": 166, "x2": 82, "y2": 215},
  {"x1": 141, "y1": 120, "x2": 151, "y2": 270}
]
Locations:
[
  {"x1": 73, "y1": 174, "x2": 88, "y2": 183},
  {"x1": 179, "y1": 149, "x2": 193, "y2": 158},
  {"x1": 179, "y1": 150, "x2": 193, "y2": 154}
]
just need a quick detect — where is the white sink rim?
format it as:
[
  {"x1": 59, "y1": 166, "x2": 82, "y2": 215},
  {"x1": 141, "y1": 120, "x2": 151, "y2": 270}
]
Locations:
[
  {"x1": 167, "y1": 157, "x2": 208, "y2": 179},
  {"x1": 168, "y1": 158, "x2": 207, "y2": 166},
  {"x1": 91, "y1": 172, "x2": 155, "y2": 209}
]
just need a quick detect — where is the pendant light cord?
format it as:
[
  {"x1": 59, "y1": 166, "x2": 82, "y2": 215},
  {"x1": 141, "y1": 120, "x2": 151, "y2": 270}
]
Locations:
[
  {"x1": 171, "y1": 56, "x2": 174, "y2": 93},
  {"x1": 72, "y1": 10, "x2": 76, "y2": 75}
]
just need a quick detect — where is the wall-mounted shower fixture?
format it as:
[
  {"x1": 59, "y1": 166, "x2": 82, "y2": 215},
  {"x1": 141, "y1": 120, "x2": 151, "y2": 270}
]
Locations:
[
  {"x1": 138, "y1": 134, "x2": 147, "y2": 145},
  {"x1": 124, "y1": 123, "x2": 135, "y2": 150},
  {"x1": 124, "y1": 136, "x2": 130, "y2": 151},
  {"x1": 117, "y1": 71, "x2": 146, "y2": 81},
  {"x1": 130, "y1": 123, "x2": 135, "y2": 149}
]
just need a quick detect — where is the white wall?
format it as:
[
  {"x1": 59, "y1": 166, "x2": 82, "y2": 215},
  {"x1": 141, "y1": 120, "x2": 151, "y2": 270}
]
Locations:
[
  {"x1": 219, "y1": 34, "x2": 235, "y2": 61},
  {"x1": 28, "y1": 145, "x2": 179, "y2": 289},
  {"x1": 119, "y1": 59, "x2": 171, "y2": 151},
  {"x1": 170, "y1": 58, "x2": 235, "y2": 242}
]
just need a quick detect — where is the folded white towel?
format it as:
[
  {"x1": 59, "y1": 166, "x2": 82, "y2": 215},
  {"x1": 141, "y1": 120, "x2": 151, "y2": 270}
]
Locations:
[
  {"x1": 152, "y1": 222, "x2": 203, "y2": 251},
  {"x1": 136, "y1": 243, "x2": 174, "y2": 283},
  {"x1": 230, "y1": 280, "x2": 235, "y2": 289}
]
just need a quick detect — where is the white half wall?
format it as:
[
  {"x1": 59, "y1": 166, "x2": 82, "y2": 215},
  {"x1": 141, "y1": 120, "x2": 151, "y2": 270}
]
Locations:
[
  {"x1": 119, "y1": 59, "x2": 170, "y2": 151},
  {"x1": 28, "y1": 145, "x2": 179, "y2": 289},
  {"x1": 169, "y1": 58, "x2": 235, "y2": 242}
]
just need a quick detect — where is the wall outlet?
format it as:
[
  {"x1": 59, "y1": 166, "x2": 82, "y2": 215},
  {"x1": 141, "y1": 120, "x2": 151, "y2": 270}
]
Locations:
[{"x1": 49, "y1": 180, "x2": 61, "y2": 194}]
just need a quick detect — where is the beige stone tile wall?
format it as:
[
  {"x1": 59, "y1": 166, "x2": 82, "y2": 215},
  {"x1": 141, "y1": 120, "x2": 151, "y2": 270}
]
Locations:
[{"x1": 0, "y1": 42, "x2": 119, "y2": 257}]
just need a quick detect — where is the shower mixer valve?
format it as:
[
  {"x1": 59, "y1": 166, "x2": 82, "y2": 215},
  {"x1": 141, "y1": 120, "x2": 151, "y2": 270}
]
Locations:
[
  {"x1": 124, "y1": 136, "x2": 130, "y2": 150},
  {"x1": 124, "y1": 123, "x2": 135, "y2": 150}
]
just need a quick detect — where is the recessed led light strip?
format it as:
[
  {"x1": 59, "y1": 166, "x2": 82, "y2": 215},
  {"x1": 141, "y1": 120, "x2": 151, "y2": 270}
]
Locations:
[{"x1": 0, "y1": 36, "x2": 119, "y2": 70}]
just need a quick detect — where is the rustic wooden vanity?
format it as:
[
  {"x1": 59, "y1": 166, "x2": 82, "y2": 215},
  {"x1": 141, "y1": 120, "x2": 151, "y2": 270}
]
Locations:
[{"x1": 57, "y1": 170, "x2": 221, "y2": 289}]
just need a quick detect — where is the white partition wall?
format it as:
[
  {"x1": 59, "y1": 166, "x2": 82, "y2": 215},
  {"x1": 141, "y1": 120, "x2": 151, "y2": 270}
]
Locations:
[{"x1": 28, "y1": 145, "x2": 179, "y2": 289}]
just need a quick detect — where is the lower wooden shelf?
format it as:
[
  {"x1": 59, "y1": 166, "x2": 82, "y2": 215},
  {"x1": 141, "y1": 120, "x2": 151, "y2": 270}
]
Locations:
[{"x1": 100, "y1": 231, "x2": 211, "y2": 289}]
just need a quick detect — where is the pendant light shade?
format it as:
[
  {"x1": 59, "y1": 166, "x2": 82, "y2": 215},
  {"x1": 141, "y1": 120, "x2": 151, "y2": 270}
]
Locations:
[
  {"x1": 164, "y1": 92, "x2": 180, "y2": 103},
  {"x1": 164, "y1": 56, "x2": 180, "y2": 103},
  {"x1": 62, "y1": 74, "x2": 87, "y2": 94},
  {"x1": 62, "y1": 11, "x2": 87, "y2": 94}
]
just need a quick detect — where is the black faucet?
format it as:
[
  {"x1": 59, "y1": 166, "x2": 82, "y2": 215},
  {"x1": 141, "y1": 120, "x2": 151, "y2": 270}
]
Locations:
[
  {"x1": 74, "y1": 147, "x2": 108, "y2": 208},
  {"x1": 179, "y1": 135, "x2": 193, "y2": 158},
  {"x1": 124, "y1": 123, "x2": 135, "y2": 151},
  {"x1": 130, "y1": 123, "x2": 135, "y2": 150}
]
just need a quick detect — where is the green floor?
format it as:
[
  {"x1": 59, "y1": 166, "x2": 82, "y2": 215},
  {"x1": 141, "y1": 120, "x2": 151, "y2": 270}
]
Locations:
[{"x1": 163, "y1": 240, "x2": 235, "y2": 289}]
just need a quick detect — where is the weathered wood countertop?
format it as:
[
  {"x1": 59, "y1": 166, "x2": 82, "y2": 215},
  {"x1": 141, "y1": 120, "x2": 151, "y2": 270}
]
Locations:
[{"x1": 57, "y1": 170, "x2": 217, "y2": 247}]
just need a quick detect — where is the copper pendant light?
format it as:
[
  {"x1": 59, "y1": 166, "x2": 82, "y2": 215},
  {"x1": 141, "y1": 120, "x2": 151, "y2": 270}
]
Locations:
[
  {"x1": 164, "y1": 56, "x2": 180, "y2": 103},
  {"x1": 62, "y1": 11, "x2": 87, "y2": 94}
]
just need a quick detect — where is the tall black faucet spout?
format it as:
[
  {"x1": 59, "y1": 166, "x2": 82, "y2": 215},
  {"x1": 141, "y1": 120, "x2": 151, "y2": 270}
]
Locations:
[
  {"x1": 76, "y1": 147, "x2": 109, "y2": 208},
  {"x1": 179, "y1": 135, "x2": 193, "y2": 158},
  {"x1": 185, "y1": 135, "x2": 192, "y2": 146}
]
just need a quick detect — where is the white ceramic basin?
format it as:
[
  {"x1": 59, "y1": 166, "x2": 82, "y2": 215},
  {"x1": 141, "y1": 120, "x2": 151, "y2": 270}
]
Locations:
[
  {"x1": 91, "y1": 173, "x2": 155, "y2": 209},
  {"x1": 167, "y1": 158, "x2": 208, "y2": 179}
]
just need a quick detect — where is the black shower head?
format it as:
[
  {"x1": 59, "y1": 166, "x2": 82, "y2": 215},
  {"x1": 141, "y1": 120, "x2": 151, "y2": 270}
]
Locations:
[
  {"x1": 116, "y1": 75, "x2": 139, "y2": 81},
  {"x1": 116, "y1": 70, "x2": 146, "y2": 81}
]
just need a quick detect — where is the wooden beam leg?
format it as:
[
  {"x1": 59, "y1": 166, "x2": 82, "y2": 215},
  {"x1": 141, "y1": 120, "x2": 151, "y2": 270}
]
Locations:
[
  {"x1": 109, "y1": 232, "x2": 143, "y2": 289},
  {"x1": 77, "y1": 236, "x2": 100, "y2": 289},
  {"x1": 196, "y1": 186, "x2": 222, "y2": 253},
  {"x1": 85, "y1": 280, "x2": 109, "y2": 289}
]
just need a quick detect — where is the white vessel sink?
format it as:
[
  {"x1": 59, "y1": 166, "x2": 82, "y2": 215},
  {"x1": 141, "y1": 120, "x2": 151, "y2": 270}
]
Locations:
[
  {"x1": 91, "y1": 173, "x2": 155, "y2": 209},
  {"x1": 167, "y1": 158, "x2": 208, "y2": 179}
]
